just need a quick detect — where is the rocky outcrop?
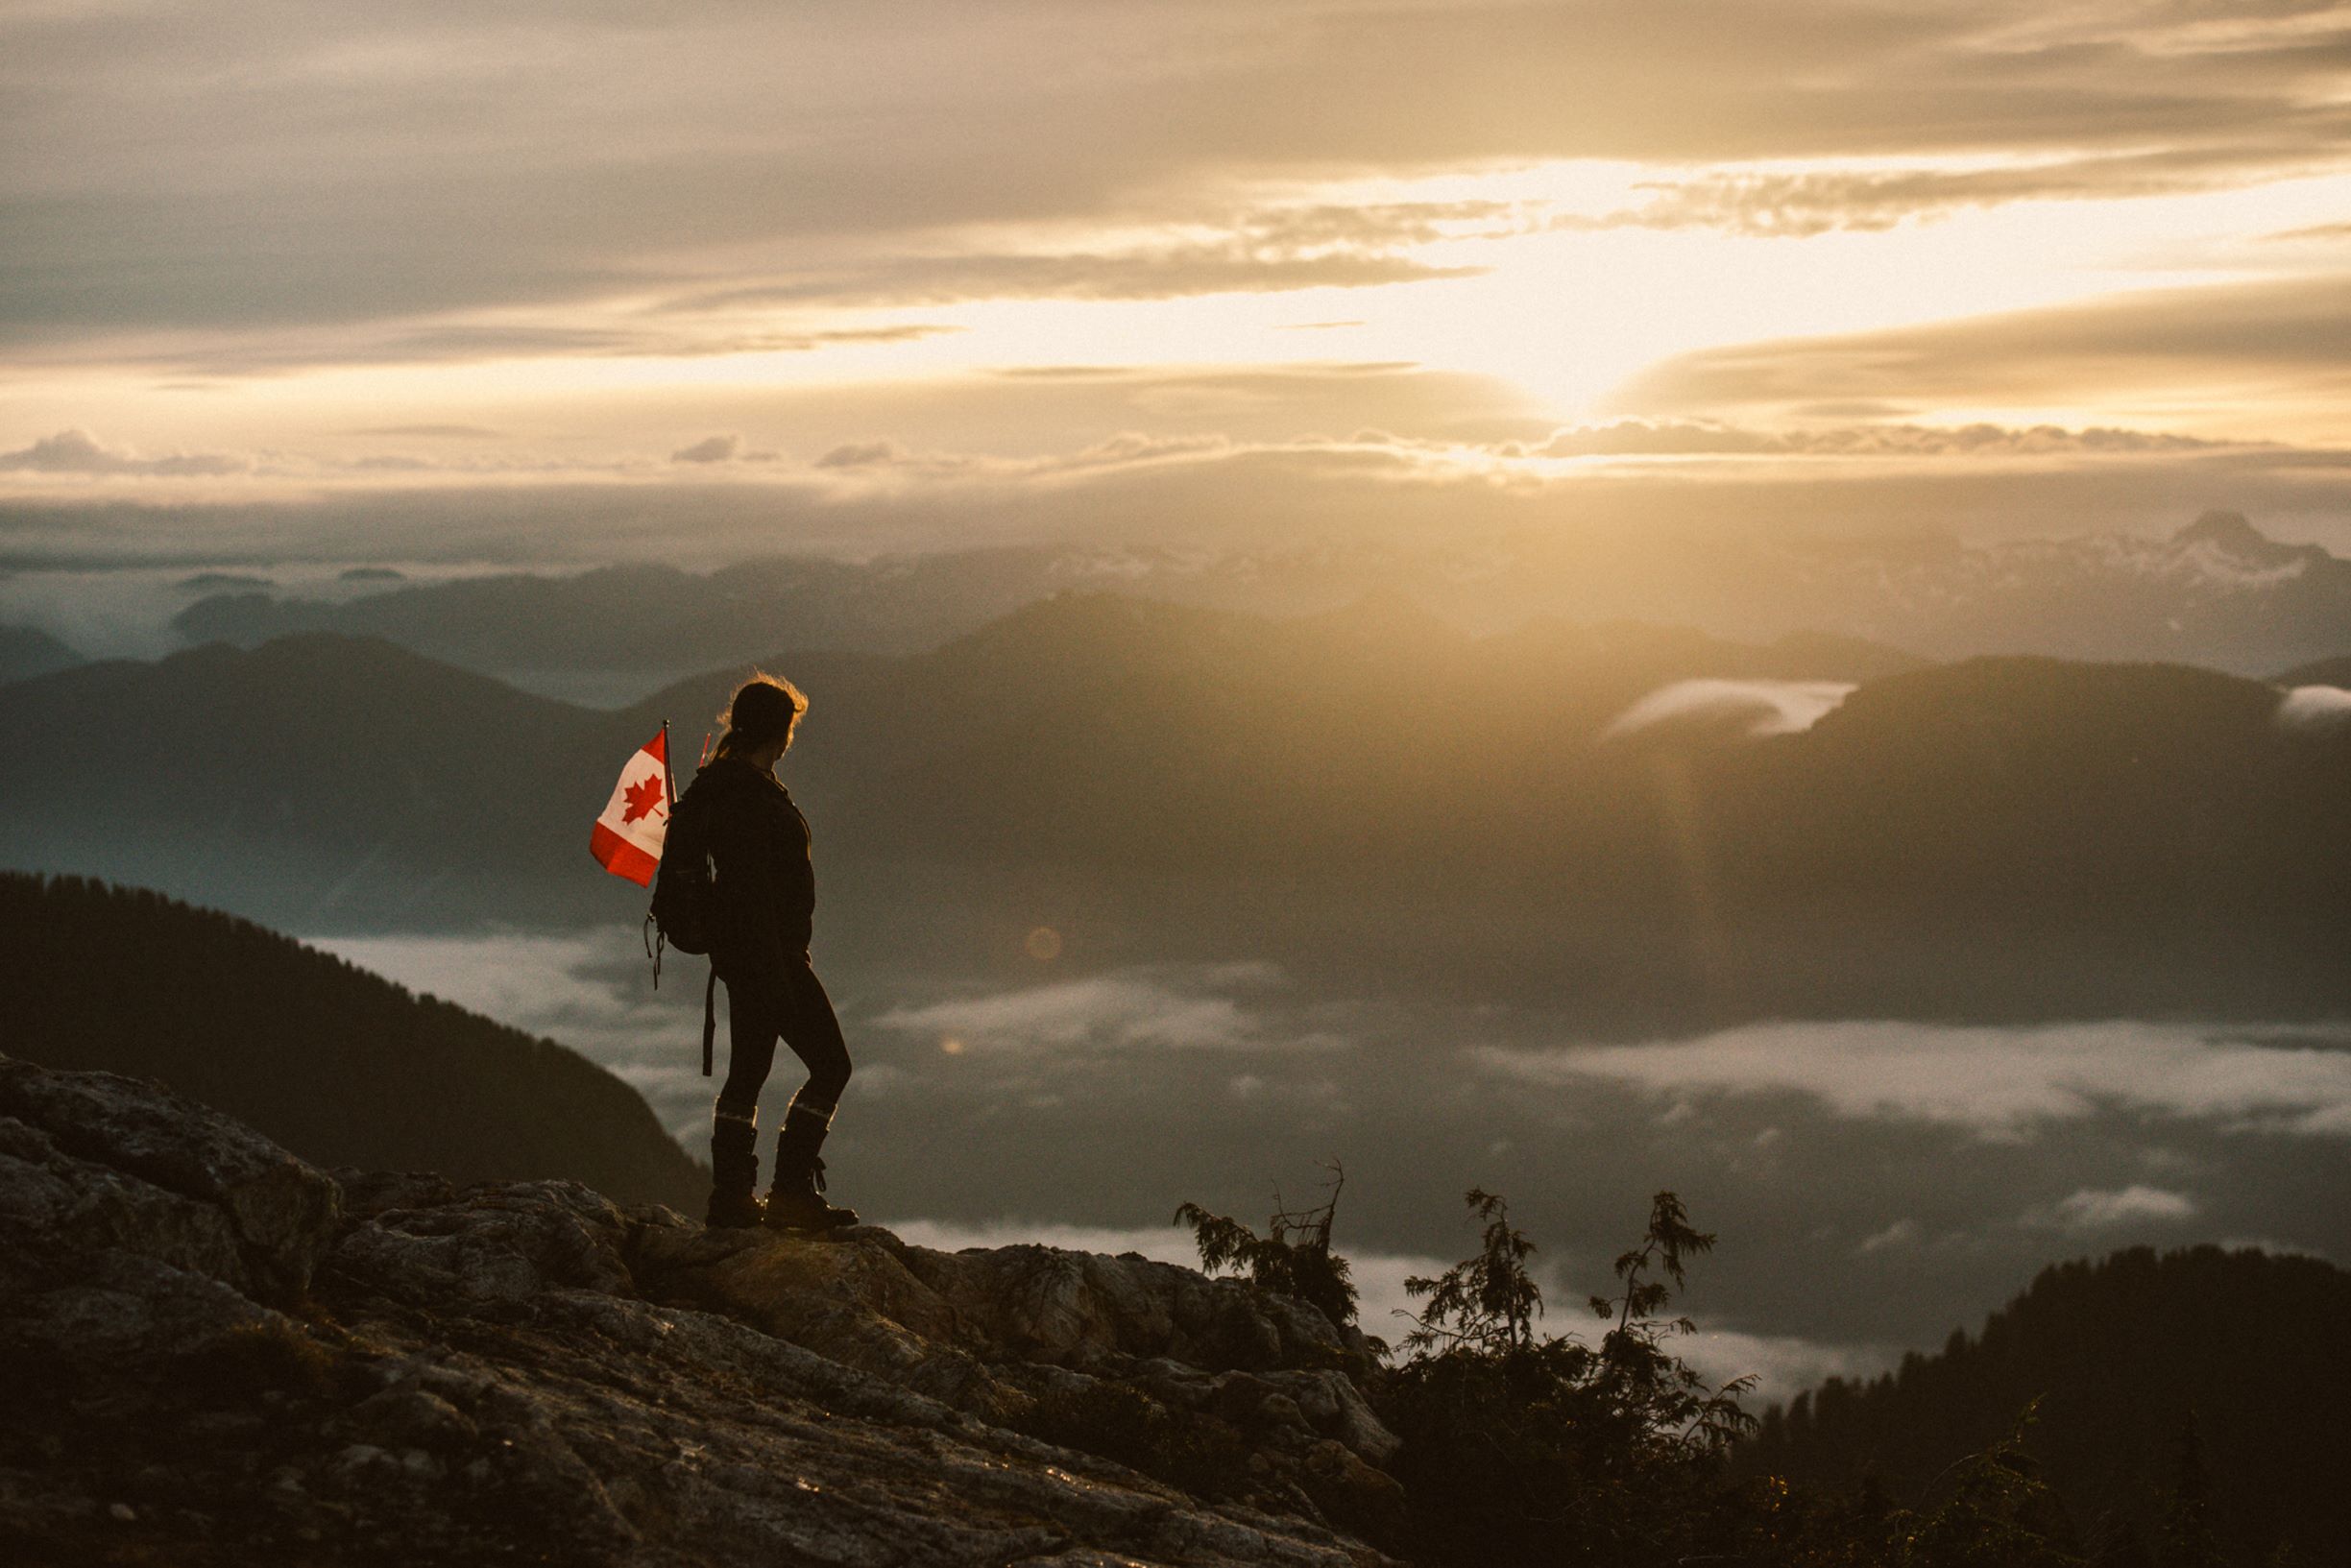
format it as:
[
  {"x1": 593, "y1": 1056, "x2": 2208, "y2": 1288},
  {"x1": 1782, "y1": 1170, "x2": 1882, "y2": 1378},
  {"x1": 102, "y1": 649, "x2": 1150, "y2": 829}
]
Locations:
[{"x1": 0, "y1": 1054, "x2": 1404, "y2": 1565}]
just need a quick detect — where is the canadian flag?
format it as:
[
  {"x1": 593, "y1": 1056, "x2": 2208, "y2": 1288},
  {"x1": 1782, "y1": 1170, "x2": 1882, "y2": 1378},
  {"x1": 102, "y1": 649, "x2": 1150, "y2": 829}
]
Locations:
[{"x1": 591, "y1": 728, "x2": 671, "y2": 886}]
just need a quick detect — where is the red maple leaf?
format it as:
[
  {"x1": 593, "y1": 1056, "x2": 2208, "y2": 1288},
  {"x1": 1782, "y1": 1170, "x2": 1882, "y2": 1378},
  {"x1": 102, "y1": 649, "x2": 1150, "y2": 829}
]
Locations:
[{"x1": 619, "y1": 773, "x2": 667, "y2": 826}]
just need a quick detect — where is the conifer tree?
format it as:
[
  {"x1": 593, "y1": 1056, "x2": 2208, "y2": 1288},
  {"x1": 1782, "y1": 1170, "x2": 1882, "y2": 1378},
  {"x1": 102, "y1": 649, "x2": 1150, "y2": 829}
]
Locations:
[{"x1": 2154, "y1": 1417, "x2": 2222, "y2": 1568}]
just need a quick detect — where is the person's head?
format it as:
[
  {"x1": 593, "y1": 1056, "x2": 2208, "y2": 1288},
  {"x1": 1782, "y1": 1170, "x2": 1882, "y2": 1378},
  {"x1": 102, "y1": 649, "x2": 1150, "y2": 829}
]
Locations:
[{"x1": 713, "y1": 672, "x2": 808, "y2": 765}]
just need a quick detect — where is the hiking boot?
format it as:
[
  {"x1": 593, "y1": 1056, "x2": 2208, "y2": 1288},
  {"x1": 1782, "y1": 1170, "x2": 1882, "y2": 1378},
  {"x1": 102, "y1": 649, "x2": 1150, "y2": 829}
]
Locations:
[
  {"x1": 706, "y1": 1185, "x2": 765, "y2": 1229},
  {"x1": 763, "y1": 1115, "x2": 859, "y2": 1233},
  {"x1": 706, "y1": 1106, "x2": 763, "y2": 1230},
  {"x1": 762, "y1": 1162, "x2": 859, "y2": 1234}
]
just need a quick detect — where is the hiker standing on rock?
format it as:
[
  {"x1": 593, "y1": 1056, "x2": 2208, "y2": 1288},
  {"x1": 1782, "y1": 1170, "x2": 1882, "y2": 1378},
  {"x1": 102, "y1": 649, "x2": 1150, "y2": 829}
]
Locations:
[{"x1": 681, "y1": 674, "x2": 860, "y2": 1233}]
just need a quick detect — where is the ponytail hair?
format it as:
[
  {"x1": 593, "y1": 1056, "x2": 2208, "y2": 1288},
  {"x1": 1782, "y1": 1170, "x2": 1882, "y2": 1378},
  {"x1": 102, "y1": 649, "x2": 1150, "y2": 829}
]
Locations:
[{"x1": 711, "y1": 671, "x2": 808, "y2": 763}]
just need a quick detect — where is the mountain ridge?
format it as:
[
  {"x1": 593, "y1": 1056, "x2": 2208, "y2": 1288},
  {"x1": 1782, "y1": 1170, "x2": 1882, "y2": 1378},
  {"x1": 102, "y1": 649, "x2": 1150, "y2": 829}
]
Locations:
[
  {"x1": 0, "y1": 1051, "x2": 1407, "y2": 1565},
  {"x1": 2, "y1": 596, "x2": 2343, "y2": 1022},
  {"x1": 150, "y1": 511, "x2": 2351, "y2": 686}
]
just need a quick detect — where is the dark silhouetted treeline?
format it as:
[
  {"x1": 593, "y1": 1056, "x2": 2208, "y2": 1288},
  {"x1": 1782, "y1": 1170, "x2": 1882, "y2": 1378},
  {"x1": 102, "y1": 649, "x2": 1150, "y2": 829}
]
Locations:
[
  {"x1": 1744, "y1": 1245, "x2": 2351, "y2": 1564},
  {"x1": 0, "y1": 873, "x2": 703, "y2": 1208}
]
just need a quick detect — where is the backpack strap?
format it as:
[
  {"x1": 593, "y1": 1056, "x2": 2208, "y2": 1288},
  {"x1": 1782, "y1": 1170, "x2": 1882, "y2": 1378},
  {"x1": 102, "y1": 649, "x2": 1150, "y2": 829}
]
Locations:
[{"x1": 701, "y1": 962, "x2": 718, "y2": 1077}]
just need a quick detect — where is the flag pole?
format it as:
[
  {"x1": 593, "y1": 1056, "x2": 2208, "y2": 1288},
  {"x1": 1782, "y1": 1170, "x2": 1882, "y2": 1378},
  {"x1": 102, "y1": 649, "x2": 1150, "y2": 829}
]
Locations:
[{"x1": 661, "y1": 717, "x2": 676, "y2": 808}]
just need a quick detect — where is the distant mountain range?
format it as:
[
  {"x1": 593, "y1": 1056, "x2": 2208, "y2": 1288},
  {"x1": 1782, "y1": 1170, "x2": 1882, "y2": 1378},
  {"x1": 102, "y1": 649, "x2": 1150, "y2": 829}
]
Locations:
[
  {"x1": 0, "y1": 632, "x2": 609, "y2": 926},
  {"x1": 0, "y1": 873, "x2": 703, "y2": 1207},
  {"x1": 2, "y1": 593, "x2": 2343, "y2": 1022},
  {"x1": 168, "y1": 548, "x2": 1085, "y2": 683},
  {"x1": 159, "y1": 512, "x2": 2351, "y2": 686},
  {"x1": 1745, "y1": 1245, "x2": 2351, "y2": 1564}
]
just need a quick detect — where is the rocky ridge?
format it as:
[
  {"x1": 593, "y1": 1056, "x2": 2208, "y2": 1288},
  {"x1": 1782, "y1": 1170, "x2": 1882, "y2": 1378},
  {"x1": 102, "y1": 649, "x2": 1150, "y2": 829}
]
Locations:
[{"x1": 0, "y1": 1053, "x2": 1403, "y2": 1566}]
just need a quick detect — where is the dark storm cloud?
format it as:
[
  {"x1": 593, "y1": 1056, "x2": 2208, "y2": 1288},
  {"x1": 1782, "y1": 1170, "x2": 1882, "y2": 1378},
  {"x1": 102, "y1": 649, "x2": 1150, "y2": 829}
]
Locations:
[{"x1": 7, "y1": 1, "x2": 2349, "y2": 356}]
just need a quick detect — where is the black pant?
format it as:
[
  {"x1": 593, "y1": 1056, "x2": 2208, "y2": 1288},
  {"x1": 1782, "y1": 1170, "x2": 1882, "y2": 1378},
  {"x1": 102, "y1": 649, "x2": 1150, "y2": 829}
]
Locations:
[{"x1": 716, "y1": 955, "x2": 852, "y2": 1122}]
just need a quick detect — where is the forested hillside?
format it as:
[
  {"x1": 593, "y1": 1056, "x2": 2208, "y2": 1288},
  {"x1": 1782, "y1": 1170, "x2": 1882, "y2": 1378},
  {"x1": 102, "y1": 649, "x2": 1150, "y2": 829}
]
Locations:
[
  {"x1": 1744, "y1": 1245, "x2": 2351, "y2": 1563},
  {"x1": 0, "y1": 873, "x2": 702, "y2": 1207}
]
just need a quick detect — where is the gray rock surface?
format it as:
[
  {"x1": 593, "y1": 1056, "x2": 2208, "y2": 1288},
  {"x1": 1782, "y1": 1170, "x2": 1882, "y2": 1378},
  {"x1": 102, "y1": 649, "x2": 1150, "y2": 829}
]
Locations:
[{"x1": 0, "y1": 1055, "x2": 1404, "y2": 1565}]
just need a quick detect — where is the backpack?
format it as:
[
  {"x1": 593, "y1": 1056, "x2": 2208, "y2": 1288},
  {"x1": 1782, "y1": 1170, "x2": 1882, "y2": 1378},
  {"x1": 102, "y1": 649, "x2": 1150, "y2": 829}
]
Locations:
[
  {"x1": 643, "y1": 779, "x2": 724, "y2": 1075},
  {"x1": 647, "y1": 779, "x2": 717, "y2": 956}
]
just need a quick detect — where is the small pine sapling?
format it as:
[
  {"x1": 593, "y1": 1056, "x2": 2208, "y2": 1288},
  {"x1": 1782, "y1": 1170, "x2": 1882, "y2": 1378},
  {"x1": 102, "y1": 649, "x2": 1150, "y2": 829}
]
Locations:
[
  {"x1": 1399, "y1": 1187, "x2": 1545, "y2": 1354},
  {"x1": 1379, "y1": 1189, "x2": 1762, "y2": 1566},
  {"x1": 1175, "y1": 1161, "x2": 1365, "y2": 1338},
  {"x1": 1590, "y1": 1190, "x2": 1757, "y2": 1457}
]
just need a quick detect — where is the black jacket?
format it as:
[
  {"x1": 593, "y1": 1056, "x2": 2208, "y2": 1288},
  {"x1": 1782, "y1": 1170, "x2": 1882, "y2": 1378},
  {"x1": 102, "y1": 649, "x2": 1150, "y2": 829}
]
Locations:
[{"x1": 691, "y1": 754, "x2": 816, "y2": 976}]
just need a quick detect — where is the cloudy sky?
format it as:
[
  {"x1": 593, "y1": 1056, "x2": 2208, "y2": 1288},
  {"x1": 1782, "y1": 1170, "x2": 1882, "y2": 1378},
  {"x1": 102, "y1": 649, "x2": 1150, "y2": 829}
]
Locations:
[{"x1": 7, "y1": 0, "x2": 2351, "y2": 555}]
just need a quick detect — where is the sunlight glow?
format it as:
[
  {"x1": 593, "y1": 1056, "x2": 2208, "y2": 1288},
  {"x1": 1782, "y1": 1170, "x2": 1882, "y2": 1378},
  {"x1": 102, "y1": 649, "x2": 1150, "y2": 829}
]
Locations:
[{"x1": 9, "y1": 157, "x2": 2351, "y2": 481}]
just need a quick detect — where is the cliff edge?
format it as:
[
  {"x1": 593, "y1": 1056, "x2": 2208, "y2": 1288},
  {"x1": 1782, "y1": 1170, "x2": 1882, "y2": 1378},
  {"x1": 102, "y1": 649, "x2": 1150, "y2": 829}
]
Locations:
[{"x1": 0, "y1": 1053, "x2": 1401, "y2": 1566}]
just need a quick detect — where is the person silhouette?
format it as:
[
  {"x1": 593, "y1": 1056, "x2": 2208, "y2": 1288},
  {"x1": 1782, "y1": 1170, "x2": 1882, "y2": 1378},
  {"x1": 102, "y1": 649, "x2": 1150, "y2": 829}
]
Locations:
[{"x1": 688, "y1": 673, "x2": 859, "y2": 1232}]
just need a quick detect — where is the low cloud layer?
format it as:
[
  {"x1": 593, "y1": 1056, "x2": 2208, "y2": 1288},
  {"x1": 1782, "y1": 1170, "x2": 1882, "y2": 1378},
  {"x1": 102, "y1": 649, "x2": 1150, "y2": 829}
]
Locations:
[
  {"x1": 1602, "y1": 679, "x2": 1856, "y2": 741},
  {"x1": 2276, "y1": 685, "x2": 2351, "y2": 733},
  {"x1": 2023, "y1": 1184, "x2": 2199, "y2": 1231},
  {"x1": 301, "y1": 924, "x2": 2351, "y2": 1359},
  {"x1": 1478, "y1": 1021, "x2": 2351, "y2": 1140},
  {"x1": 1680, "y1": 1325, "x2": 1899, "y2": 1407},
  {"x1": 873, "y1": 963, "x2": 1347, "y2": 1056}
]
